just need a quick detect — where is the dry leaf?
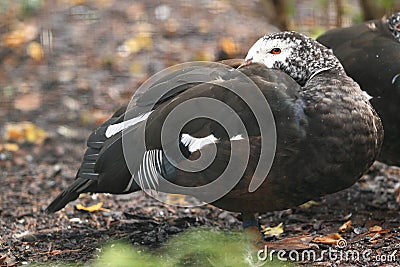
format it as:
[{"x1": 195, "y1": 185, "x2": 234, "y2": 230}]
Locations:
[
  {"x1": 219, "y1": 37, "x2": 239, "y2": 56},
  {"x1": 14, "y1": 92, "x2": 41, "y2": 111},
  {"x1": 124, "y1": 38, "x2": 140, "y2": 54},
  {"x1": 4, "y1": 122, "x2": 48, "y2": 144},
  {"x1": 136, "y1": 32, "x2": 153, "y2": 50},
  {"x1": 75, "y1": 202, "x2": 110, "y2": 213},
  {"x1": 299, "y1": 200, "x2": 320, "y2": 209},
  {"x1": 261, "y1": 222, "x2": 284, "y2": 236},
  {"x1": 1, "y1": 23, "x2": 38, "y2": 47},
  {"x1": 312, "y1": 233, "x2": 344, "y2": 245},
  {"x1": 166, "y1": 194, "x2": 188, "y2": 205},
  {"x1": 27, "y1": 41, "x2": 44, "y2": 61},
  {"x1": 339, "y1": 220, "x2": 352, "y2": 232},
  {"x1": 0, "y1": 143, "x2": 19, "y2": 152},
  {"x1": 363, "y1": 225, "x2": 390, "y2": 236}
]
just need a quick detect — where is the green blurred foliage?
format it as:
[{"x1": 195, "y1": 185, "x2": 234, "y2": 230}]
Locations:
[
  {"x1": 94, "y1": 230, "x2": 292, "y2": 267},
  {"x1": 0, "y1": 0, "x2": 43, "y2": 17},
  {"x1": 378, "y1": 0, "x2": 396, "y2": 9}
]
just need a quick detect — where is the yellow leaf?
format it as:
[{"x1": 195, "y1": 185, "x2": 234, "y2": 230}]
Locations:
[
  {"x1": 261, "y1": 222, "x2": 284, "y2": 236},
  {"x1": 136, "y1": 32, "x2": 153, "y2": 50},
  {"x1": 4, "y1": 122, "x2": 48, "y2": 144},
  {"x1": 0, "y1": 143, "x2": 19, "y2": 152},
  {"x1": 27, "y1": 42, "x2": 44, "y2": 61},
  {"x1": 166, "y1": 194, "x2": 188, "y2": 205},
  {"x1": 299, "y1": 200, "x2": 320, "y2": 209},
  {"x1": 75, "y1": 202, "x2": 110, "y2": 212},
  {"x1": 124, "y1": 38, "x2": 140, "y2": 54},
  {"x1": 129, "y1": 61, "x2": 143, "y2": 74},
  {"x1": 1, "y1": 23, "x2": 38, "y2": 48}
]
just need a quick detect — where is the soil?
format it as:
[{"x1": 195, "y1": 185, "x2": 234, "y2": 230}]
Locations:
[{"x1": 0, "y1": 1, "x2": 399, "y2": 266}]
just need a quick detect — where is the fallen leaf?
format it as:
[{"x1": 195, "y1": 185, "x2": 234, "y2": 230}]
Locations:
[
  {"x1": 365, "y1": 225, "x2": 390, "y2": 235},
  {"x1": 312, "y1": 233, "x2": 344, "y2": 245},
  {"x1": 1, "y1": 23, "x2": 38, "y2": 47},
  {"x1": 0, "y1": 143, "x2": 19, "y2": 151},
  {"x1": 124, "y1": 38, "x2": 140, "y2": 54},
  {"x1": 4, "y1": 122, "x2": 48, "y2": 144},
  {"x1": 166, "y1": 194, "x2": 188, "y2": 206},
  {"x1": 14, "y1": 92, "x2": 41, "y2": 111},
  {"x1": 41, "y1": 249, "x2": 82, "y2": 255},
  {"x1": 219, "y1": 37, "x2": 239, "y2": 56},
  {"x1": 298, "y1": 200, "x2": 320, "y2": 209},
  {"x1": 27, "y1": 41, "x2": 44, "y2": 61},
  {"x1": 261, "y1": 222, "x2": 284, "y2": 236},
  {"x1": 339, "y1": 220, "x2": 352, "y2": 232},
  {"x1": 75, "y1": 202, "x2": 110, "y2": 212}
]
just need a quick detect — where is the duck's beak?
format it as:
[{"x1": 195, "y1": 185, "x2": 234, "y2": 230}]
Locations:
[{"x1": 237, "y1": 57, "x2": 253, "y2": 69}]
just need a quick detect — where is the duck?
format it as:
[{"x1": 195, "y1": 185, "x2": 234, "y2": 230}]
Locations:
[
  {"x1": 47, "y1": 31, "x2": 383, "y2": 234},
  {"x1": 317, "y1": 12, "x2": 400, "y2": 165}
]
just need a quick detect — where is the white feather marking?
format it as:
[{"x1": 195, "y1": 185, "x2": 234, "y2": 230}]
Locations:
[
  {"x1": 308, "y1": 66, "x2": 333, "y2": 80},
  {"x1": 138, "y1": 164, "x2": 145, "y2": 190},
  {"x1": 181, "y1": 134, "x2": 219, "y2": 153},
  {"x1": 231, "y1": 134, "x2": 245, "y2": 141},
  {"x1": 362, "y1": 90, "x2": 373, "y2": 100},
  {"x1": 155, "y1": 150, "x2": 163, "y2": 181},
  {"x1": 146, "y1": 151, "x2": 158, "y2": 190},
  {"x1": 123, "y1": 175, "x2": 135, "y2": 192},
  {"x1": 142, "y1": 152, "x2": 152, "y2": 190},
  {"x1": 392, "y1": 73, "x2": 400, "y2": 85},
  {"x1": 105, "y1": 111, "x2": 152, "y2": 138},
  {"x1": 181, "y1": 134, "x2": 246, "y2": 152}
]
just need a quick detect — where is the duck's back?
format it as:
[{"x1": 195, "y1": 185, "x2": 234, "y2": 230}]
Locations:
[{"x1": 317, "y1": 17, "x2": 400, "y2": 165}]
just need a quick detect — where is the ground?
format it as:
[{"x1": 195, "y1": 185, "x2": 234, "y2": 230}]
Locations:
[{"x1": 0, "y1": 1, "x2": 399, "y2": 266}]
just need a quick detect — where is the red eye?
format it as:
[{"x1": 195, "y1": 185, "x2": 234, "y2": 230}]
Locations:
[{"x1": 270, "y1": 48, "x2": 281, "y2": 54}]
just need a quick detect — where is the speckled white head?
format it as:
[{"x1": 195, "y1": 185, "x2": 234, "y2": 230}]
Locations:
[
  {"x1": 245, "y1": 31, "x2": 343, "y2": 85},
  {"x1": 388, "y1": 12, "x2": 400, "y2": 42}
]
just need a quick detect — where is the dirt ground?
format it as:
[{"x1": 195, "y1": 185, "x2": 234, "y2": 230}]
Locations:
[{"x1": 0, "y1": 1, "x2": 399, "y2": 266}]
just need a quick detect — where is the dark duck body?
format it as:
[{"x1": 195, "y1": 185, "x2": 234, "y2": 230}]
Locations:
[
  {"x1": 317, "y1": 12, "x2": 400, "y2": 165},
  {"x1": 47, "y1": 32, "x2": 383, "y2": 228}
]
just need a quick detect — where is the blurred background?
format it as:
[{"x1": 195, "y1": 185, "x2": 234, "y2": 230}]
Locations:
[{"x1": 1, "y1": 0, "x2": 399, "y2": 132}]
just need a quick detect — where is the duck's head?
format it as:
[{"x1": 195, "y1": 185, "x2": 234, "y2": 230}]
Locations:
[
  {"x1": 388, "y1": 12, "x2": 400, "y2": 42},
  {"x1": 244, "y1": 31, "x2": 343, "y2": 86}
]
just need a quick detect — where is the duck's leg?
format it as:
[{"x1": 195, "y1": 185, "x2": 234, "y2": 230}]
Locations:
[{"x1": 242, "y1": 212, "x2": 263, "y2": 245}]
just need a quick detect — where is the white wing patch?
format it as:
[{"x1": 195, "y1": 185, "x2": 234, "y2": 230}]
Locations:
[
  {"x1": 181, "y1": 134, "x2": 245, "y2": 152},
  {"x1": 181, "y1": 134, "x2": 218, "y2": 153},
  {"x1": 105, "y1": 111, "x2": 153, "y2": 138},
  {"x1": 231, "y1": 134, "x2": 245, "y2": 141}
]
